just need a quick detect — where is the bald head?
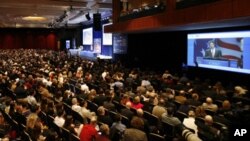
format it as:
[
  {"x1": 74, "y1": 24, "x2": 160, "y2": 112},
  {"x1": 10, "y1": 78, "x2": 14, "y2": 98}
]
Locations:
[
  {"x1": 222, "y1": 100, "x2": 231, "y2": 109},
  {"x1": 205, "y1": 115, "x2": 213, "y2": 125},
  {"x1": 206, "y1": 97, "x2": 213, "y2": 104},
  {"x1": 125, "y1": 101, "x2": 132, "y2": 109},
  {"x1": 136, "y1": 108, "x2": 144, "y2": 117}
]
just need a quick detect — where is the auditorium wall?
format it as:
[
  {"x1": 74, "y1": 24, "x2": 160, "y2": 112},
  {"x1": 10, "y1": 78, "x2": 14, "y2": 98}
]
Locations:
[
  {"x1": 121, "y1": 31, "x2": 186, "y2": 72},
  {"x1": 0, "y1": 28, "x2": 58, "y2": 50}
]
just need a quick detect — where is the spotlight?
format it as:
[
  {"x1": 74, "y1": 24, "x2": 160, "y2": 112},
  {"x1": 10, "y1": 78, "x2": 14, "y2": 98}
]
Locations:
[{"x1": 85, "y1": 12, "x2": 91, "y2": 21}]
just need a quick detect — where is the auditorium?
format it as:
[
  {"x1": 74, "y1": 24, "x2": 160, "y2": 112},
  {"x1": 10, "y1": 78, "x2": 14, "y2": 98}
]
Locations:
[{"x1": 0, "y1": 0, "x2": 249, "y2": 141}]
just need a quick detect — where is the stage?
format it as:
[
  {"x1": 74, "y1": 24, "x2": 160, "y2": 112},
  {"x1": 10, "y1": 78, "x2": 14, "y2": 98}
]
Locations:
[{"x1": 69, "y1": 49, "x2": 112, "y2": 60}]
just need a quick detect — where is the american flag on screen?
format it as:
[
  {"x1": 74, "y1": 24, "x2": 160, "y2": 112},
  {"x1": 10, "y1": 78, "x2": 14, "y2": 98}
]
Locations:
[
  {"x1": 215, "y1": 38, "x2": 243, "y2": 60},
  {"x1": 193, "y1": 38, "x2": 213, "y2": 61},
  {"x1": 194, "y1": 38, "x2": 243, "y2": 68}
]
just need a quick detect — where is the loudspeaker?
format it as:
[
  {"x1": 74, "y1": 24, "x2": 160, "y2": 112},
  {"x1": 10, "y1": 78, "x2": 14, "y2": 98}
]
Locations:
[
  {"x1": 93, "y1": 13, "x2": 102, "y2": 31},
  {"x1": 85, "y1": 13, "x2": 91, "y2": 21}
]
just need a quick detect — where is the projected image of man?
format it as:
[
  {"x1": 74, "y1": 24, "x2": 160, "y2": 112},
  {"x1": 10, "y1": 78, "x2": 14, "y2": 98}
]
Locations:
[{"x1": 205, "y1": 40, "x2": 222, "y2": 59}]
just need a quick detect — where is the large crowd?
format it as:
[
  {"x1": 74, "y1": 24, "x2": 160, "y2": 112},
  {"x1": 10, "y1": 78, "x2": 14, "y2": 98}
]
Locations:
[{"x1": 0, "y1": 49, "x2": 249, "y2": 141}]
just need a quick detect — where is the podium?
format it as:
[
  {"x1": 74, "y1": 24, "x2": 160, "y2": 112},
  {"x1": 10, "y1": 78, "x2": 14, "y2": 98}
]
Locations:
[
  {"x1": 69, "y1": 49, "x2": 81, "y2": 56},
  {"x1": 196, "y1": 57, "x2": 238, "y2": 68}
]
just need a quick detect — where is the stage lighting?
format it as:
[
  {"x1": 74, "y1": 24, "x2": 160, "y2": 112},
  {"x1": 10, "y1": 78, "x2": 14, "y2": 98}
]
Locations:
[{"x1": 85, "y1": 13, "x2": 91, "y2": 21}]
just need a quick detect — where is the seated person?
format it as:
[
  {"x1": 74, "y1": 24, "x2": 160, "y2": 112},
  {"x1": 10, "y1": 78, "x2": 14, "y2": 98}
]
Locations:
[
  {"x1": 202, "y1": 97, "x2": 218, "y2": 112},
  {"x1": 196, "y1": 115, "x2": 221, "y2": 141}
]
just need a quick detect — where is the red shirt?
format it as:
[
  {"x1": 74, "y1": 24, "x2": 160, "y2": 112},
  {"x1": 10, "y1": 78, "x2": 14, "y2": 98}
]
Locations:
[
  {"x1": 80, "y1": 124, "x2": 98, "y2": 141},
  {"x1": 95, "y1": 134, "x2": 111, "y2": 141},
  {"x1": 131, "y1": 102, "x2": 144, "y2": 109}
]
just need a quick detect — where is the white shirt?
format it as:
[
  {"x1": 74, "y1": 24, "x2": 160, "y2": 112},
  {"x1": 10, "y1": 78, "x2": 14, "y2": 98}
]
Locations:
[
  {"x1": 81, "y1": 107, "x2": 94, "y2": 119},
  {"x1": 141, "y1": 80, "x2": 151, "y2": 87},
  {"x1": 72, "y1": 104, "x2": 82, "y2": 113},
  {"x1": 54, "y1": 116, "x2": 65, "y2": 127},
  {"x1": 101, "y1": 71, "x2": 108, "y2": 80},
  {"x1": 211, "y1": 48, "x2": 215, "y2": 57},
  {"x1": 183, "y1": 117, "x2": 198, "y2": 136},
  {"x1": 80, "y1": 83, "x2": 90, "y2": 93},
  {"x1": 26, "y1": 95, "x2": 37, "y2": 105}
]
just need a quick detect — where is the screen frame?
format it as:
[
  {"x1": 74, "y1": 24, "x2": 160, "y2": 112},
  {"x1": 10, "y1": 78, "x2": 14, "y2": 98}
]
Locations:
[
  {"x1": 187, "y1": 30, "x2": 250, "y2": 74},
  {"x1": 102, "y1": 23, "x2": 113, "y2": 45},
  {"x1": 82, "y1": 27, "x2": 93, "y2": 45}
]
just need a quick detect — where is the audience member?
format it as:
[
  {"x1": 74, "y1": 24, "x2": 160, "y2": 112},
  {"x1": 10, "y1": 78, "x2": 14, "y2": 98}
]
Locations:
[
  {"x1": 202, "y1": 97, "x2": 218, "y2": 112},
  {"x1": 152, "y1": 98, "x2": 167, "y2": 120},
  {"x1": 71, "y1": 97, "x2": 81, "y2": 113},
  {"x1": 131, "y1": 96, "x2": 144, "y2": 109},
  {"x1": 183, "y1": 110, "x2": 198, "y2": 136},
  {"x1": 79, "y1": 116, "x2": 98, "y2": 141},
  {"x1": 63, "y1": 115, "x2": 78, "y2": 135},
  {"x1": 196, "y1": 115, "x2": 220, "y2": 141},
  {"x1": 120, "y1": 102, "x2": 134, "y2": 120},
  {"x1": 54, "y1": 109, "x2": 65, "y2": 127},
  {"x1": 186, "y1": 93, "x2": 202, "y2": 107},
  {"x1": 97, "y1": 106, "x2": 113, "y2": 127},
  {"x1": 122, "y1": 116, "x2": 148, "y2": 141},
  {"x1": 110, "y1": 113, "x2": 126, "y2": 141},
  {"x1": 136, "y1": 109, "x2": 150, "y2": 135},
  {"x1": 175, "y1": 90, "x2": 187, "y2": 104},
  {"x1": 80, "y1": 99, "x2": 95, "y2": 119},
  {"x1": 161, "y1": 107, "x2": 182, "y2": 126},
  {"x1": 0, "y1": 112, "x2": 10, "y2": 138},
  {"x1": 195, "y1": 106, "x2": 206, "y2": 118},
  {"x1": 95, "y1": 124, "x2": 111, "y2": 141}
]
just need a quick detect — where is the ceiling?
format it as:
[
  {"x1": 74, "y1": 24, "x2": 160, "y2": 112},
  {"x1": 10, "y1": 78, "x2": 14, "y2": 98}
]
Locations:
[
  {"x1": 0, "y1": 0, "x2": 112, "y2": 28},
  {"x1": 1, "y1": 0, "x2": 249, "y2": 32}
]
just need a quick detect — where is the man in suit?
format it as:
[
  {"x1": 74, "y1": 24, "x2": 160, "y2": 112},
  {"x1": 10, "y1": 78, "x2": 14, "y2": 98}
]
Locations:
[
  {"x1": 121, "y1": 101, "x2": 134, "y2": 120},
  {"x1": 122, "y1": 116, "x2": 148, "y2": 141},
  {"x1": 205, "y1": 40, "x2": 222, "y2": 59}
]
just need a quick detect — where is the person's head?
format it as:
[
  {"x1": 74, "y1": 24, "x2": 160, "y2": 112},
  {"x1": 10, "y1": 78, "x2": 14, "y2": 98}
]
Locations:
[
  {"x1": 45, "y1": 130, "x2": 58, "y2": 141},
  {"x1": 234, "y1": 86, "x2": 248, "y2": 95},
  {"x1": 71, "y1": 97, "x2": 78, "y2": 105},
  {"x1": 158, "y1": 98, "x2": 165, "y2": 106},
  {"x1": 167, "y1": 107, "x2": 174, "y2": 116},
  {"x1": 30, "y1": 104, "x2": 41, "y2": 114},
  {"x1": 80, "y1": 99, "x2": 88, "y2": 108},
  {"x1": 26, "y1": 113, "x2": 39, "y2": 129},
  {"x1": 130, "y1": 116, "x2": 144, "y2": 130},
  {"x1": 57, "y1": 109, "x2": 65, "y2": 117},
  {"x1": 64, "y1": 115, "x2": 74, "y2": 127},
  {"x1": 188, "y1": 110, "x2": 195, "y2": 118},
  {"x1": 209, "y1": 40, "x2": 215, "y2": 48},
  {"x1": 204, "y1": 115, "x2": 213, "y2": 125},
  {"x1": 125, "y1": 101, "x2": 132, "y2": 109},
  {"x1": 113, "y1": 113, "x2": 122, "y2": 123},
  {"x1": 195, "y1": 106, "x2": 206, "y2": 117},
  {"x1": 206, "y1": 97, "x2": 213, "y2": 105},
  {"x1": 222, "y1": 100, "x2": 231, "y2": 110},
  {"x1": 133, "y1": 96, "x2": 141, "y2": 104},
  {"x1": 99, "y1": 124, "x2": 110, "y2": 136},
  {"x1": 122, "y1": 94, "x2": 129, "y2": 100},
  {"x1": 90, "y1": 116, "x2": 97, "y2": 126},
  {"x1": 191, "y1": 93, "x2": 199, "y2": 101},
  {"x1": 0, "y1": 112, "x2": 5, "y2": 123},
  {"x1": 97, "y1": 106, "x2": 105, "y2": 115},
  {"x1": 89, "y1": 89, "x2": 97, "y2": 96},
  {"x1": 136, "y1": 108, "x2": 144, "y2": 117}
]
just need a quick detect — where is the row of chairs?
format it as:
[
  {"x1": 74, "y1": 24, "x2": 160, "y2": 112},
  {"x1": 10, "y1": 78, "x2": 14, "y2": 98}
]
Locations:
[
  {"x1": 62, "y1": 102, "x2": 86, "y2": 124},
  {"x1": 47, "y1": 114, "x2": 80, "y2": 141},
  {"x1": 0, "y1": 108, "x2": 31, "y2": 141}
]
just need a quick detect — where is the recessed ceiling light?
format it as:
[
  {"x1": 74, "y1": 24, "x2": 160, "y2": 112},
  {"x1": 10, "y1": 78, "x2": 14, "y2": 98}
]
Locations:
[{"x1": 22, "y1": 16, "x2": 47, "y2": 21}]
